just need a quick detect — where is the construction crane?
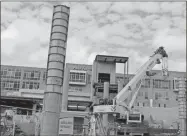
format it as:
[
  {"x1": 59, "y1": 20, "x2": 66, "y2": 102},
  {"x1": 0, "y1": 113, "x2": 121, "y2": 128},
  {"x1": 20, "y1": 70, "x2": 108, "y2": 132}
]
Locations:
[{"x1": 90, "y1": 46, "x2": 168, "y2": 135}]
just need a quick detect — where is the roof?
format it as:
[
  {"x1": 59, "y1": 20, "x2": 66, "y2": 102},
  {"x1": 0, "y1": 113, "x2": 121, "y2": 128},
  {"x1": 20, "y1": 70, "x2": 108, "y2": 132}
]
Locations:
[{"x1": 95, "y1": 55, "x2": 128, "y2": 63}]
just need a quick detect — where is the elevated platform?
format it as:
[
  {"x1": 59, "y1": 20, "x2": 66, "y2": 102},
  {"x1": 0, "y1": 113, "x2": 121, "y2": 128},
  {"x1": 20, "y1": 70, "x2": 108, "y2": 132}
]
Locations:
[{"x1": 95, "y1": 55, "x2": 128, "y2": 63}]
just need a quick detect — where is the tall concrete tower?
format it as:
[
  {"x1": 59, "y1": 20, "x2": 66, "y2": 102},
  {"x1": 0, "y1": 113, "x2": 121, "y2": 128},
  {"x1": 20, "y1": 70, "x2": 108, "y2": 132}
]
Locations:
[{"x1": 40, "y1": 5, "x2": 70, "y2": 136}]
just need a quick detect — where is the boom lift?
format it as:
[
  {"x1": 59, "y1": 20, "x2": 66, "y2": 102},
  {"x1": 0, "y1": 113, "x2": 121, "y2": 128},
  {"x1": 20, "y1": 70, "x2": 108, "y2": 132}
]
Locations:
[{"x1": 90, "y1": 47, "x2": 168, "y2": 135}]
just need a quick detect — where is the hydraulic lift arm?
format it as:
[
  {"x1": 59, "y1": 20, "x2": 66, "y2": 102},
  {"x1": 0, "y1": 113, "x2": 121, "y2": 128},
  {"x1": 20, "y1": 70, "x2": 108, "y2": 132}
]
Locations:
[
  {"x1": 93, "y1": 47, "x2": 168, "y2": 119},
  {"x1": 114, "y1": 46, "x2": 168, "y2": 111}
]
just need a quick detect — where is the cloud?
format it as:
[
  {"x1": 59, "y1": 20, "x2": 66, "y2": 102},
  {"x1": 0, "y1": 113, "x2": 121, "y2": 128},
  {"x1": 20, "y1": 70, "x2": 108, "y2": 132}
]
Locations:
[
  {"x1": 1, "y1": 2, "x2": 186, "y2": 74},
  {"x1": 29, "y1": 47, "x2": 48, "y2": 62},
  {"x1": 160, "y1": 2, "x2": 185, "y2": 16},
  {"x1": 153, "y1": 59, "x2": 186, "y2": 72},
  {"x1": 151, "y1": 16, "x2": 172, "y2": 30},
  {"x1": 136, "y1": 2, "x2": 161, "y2": 13},
  {"x1": 87, "y1": 2, "x2": 112, "y2": 14},
  {"x1": 66, "y1": 37, "x2": 89, "y2": 64},
  {"x1": 152, "y1": 28, "x2": 186, "y2": 53}
]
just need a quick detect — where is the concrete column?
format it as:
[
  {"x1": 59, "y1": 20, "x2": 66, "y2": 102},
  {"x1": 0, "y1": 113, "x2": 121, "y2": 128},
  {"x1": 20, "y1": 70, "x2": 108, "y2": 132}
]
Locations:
[
  {"x1": 32, "y1": 104, "x2": 37, "y2": 114},
  {"x1": 118, "y1": 80, "x2": 123, "y2": 93},
  {"x1": 61, "y1": 67, "x2": 70, "y2": 111},
  {"x1": 178, "y1": 79, "x2": 186, "y2": 136},
  {"x1": 91, "y1": 61, "x2": 97, "y2": 102},
  {"x1": 103, "y1": 82, "x2": 109, "y2": 132},
  {"x1": 40, "y1": 5, "x2": 70, "y2": 136}
]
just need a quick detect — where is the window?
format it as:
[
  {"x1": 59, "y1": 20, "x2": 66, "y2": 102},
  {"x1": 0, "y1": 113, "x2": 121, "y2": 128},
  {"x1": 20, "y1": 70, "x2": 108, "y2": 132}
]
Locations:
[
  {"x1": 173, "y1": 78, "x2": 186, "y2": 90},
  {"x1": 165, "y1": 92, "x2": 169, "y2": 100},
  {"x1": 43, "y1": 72, "x2": 47, "y2": 81},
  {"x1": 137, "y1": 102, "x2": 139, "y2": 106},
  {"x1": 155, "y1": 92, "x2": 164, "y2": 100},
  {"x1": 22, "y1": 82, "x2": 39, "y2": 89},
  {"x1": 143, "y1": 103, "x2": 145, "y2": 107},
  {"x1": 69, "y1": 86, "x2": 82, "y2": 92},
  {"x1": 87, "y1": 74, "x2": 91, "y2": 84},
  {"x1": 69, "y1": 72, "x2": 86, "y2": 83},
  {"x1": 164, "y1": 104, "x2": 166, "y2": 108},
  {"x1": 98, "y1": 73, "x2": 110, "y2": 83},
  {"x1": 1, "y1": 80, "x2": 20, "y2": 91},
  {"x1": 145, "y1": 92, "x2": 148, "y2": 99},
  {"x1": 138, "y1": 91, "x2": 144, "y2": 97},
  {"x1": 159, "y1": 103, "x2": 160, "y2": 107},
  {"x1": 153, "y1": 79, "x2": 171, "y2": 89},
  {"x1": 1, "y1": 68, "x2": 21, "y2": 79},
  {"x1": 15, "y1": 70, "x2": 21, "y2": 79},
  {"x1": 142, "y1": 79, "x2": 150, "y2": 88},
  {"x1": 23, "y1": 70, "x2": 40, "y2": 80}
]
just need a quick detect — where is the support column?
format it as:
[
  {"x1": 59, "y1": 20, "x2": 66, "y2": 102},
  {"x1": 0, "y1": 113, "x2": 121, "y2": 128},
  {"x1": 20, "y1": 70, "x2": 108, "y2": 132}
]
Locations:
[
  {"x1": 124, "y1": 62, "x2": 126, "y2": 85},
  {"x1": 32, "y1": 104, "x2": 37, "y2": 114},
  {"x1": 178, "y1": 78, "x2": 186, "y2": 136},
  {"x1": 103, "y1": 82, "x2": 109, "y2": 132},
  {"x1": 61, "y1": 67, "x2": 70, "y2": 111},
  {"x1": 40, "y1": 5, "x2": 70, "y2": 136},
  {"x1": 118, "y1": 80, "x2": 123, "y2": 93}
]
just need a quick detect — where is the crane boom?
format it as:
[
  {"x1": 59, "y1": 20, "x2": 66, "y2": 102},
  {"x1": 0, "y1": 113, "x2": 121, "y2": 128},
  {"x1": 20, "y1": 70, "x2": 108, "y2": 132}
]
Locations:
[
  {"x1": 115, "y1": 47, "x2": 168, "y2": 110},
  {"x1": 93, "y1": 47, "x2": 168, "y2": 116}
]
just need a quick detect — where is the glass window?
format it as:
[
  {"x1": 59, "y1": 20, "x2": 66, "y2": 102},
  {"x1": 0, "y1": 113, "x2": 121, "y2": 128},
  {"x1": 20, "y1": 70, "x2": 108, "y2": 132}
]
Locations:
[
  {"x1": 69, "y1": 72, "x2": 86, "y2": 83},
  {"x1": 43, "y1": 72, "x2": 47, "y2": 81},
  {"x1": 142, "y1": 79, "x2": 150, "y2": 88},
  {"x1": 164, "y1": 104, "x2": 166, "y2": 108},
  {"x1": 29, "y1": 82, "x2": 33, "y2": 89},
  {"x1": 23, "y1": 70, "x2": 40, "y2": 80},
  {"x1": 145, "y1": 92, "x2": 148, "y2": 99},
  {"x1": 153, "y1": 79, "x2": 170, "y2": 89},
  {"x1": 159, "y1": 103, "x2": 160, "y2": 107}
]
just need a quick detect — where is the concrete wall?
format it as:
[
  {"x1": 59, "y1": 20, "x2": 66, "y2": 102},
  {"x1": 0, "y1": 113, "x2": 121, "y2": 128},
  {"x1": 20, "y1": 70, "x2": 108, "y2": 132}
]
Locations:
[
  {"x1": 66, "y1": 63, "x2": 92, "y2": 99},
  {"x1": 94, "y1": 61, "x2": 116, "y2": 84}
]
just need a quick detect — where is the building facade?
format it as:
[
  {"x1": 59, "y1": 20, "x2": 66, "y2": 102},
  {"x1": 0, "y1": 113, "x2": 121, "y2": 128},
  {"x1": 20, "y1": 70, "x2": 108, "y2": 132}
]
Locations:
[
  {"x1": 1, "y1": 64, "x2": 186, "y2": 109},
  {"x1": 116, "y1": 71, "x2": 186, "y2": 108}
]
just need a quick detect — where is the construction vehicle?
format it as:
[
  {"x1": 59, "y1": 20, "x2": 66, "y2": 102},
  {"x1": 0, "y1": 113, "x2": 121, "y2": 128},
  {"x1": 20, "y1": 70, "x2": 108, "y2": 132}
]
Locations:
[{"x1": 89, "y1": 46, "x2": 169, "y2": 135}]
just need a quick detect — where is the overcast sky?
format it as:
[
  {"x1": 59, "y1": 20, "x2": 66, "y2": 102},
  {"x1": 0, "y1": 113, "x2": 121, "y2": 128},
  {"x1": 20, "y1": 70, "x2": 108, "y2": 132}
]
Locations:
[{"x1": 1, "y1": 2, "x2": 186, "y2": 74}]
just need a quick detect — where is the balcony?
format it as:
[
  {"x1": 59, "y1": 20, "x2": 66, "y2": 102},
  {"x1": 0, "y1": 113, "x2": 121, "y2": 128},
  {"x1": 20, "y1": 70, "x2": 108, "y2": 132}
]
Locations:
[{"x1": 69, "y1": 70, "x2": 87, "y2": 85}]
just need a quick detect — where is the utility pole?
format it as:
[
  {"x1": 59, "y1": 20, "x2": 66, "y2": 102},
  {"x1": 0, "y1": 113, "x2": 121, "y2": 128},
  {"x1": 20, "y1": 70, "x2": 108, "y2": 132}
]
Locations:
[{"x1": 40, "y1": 5, "x2": 70, "y2": 136}]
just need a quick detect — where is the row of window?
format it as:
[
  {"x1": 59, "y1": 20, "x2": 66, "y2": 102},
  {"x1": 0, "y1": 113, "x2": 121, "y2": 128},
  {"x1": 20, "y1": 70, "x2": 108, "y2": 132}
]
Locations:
[
  {"x1": 69, "y1": 72, "x2": 86, "y2": 83},
  {"x1": 117, "y1": 77, "x2": 185, "y2": 90},
  {"x1": 1, "y1": 69, "x2": 22, "y2": 79},
  {"x1": 69, "y1": 86, "x2": 82, "y2": 92},
  {"x1": 1, "y1": 81, "x2": 20, "y2": 91},
  {"x1": 23, "y1": 71, "x2": 41, "y2": 80},
  {"x1": 1, "y1": 81, "x2": 40, "y2": 91},
  {"x1": 1, "y1": 69, "x2": 44, "y2": 81},
  {"x1": 136, "y1": 102, "x2": 167, "y2": 108},
  {"x1": 22, "y1": 82, "x2": 40, "y2": 89},
  {"x1": 138, "y1": 91, "x2": 169, "y2": 100}
]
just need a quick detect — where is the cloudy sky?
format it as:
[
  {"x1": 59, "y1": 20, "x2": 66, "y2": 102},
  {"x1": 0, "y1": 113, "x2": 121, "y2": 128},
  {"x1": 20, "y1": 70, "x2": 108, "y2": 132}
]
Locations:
[{"x1": 1, "y1": 2, "x2": 186, "y2": 74}]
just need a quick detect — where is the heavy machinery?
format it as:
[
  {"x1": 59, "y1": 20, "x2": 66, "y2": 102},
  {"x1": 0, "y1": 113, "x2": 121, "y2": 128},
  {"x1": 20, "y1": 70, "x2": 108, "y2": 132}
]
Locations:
[{"x1": 89, "y1": 46, "x2": 169, "y2": 135}]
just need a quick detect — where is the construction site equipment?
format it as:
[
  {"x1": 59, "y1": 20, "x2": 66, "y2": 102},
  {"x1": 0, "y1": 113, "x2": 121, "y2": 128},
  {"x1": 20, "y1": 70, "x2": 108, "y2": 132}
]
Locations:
[{"x1": 91, "y1": 46, "x2": 169, "y2": 135}]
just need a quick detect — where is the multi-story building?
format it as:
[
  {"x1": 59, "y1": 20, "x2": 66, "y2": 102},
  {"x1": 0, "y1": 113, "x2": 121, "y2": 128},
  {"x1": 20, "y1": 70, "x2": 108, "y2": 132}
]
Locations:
[
  {"x1": 1, "y1": 62, "x2": 186, "y2": 110},
  {"x1": 116, "y1": 71, "x2": 186, "y2": 108},
  {"x1": 0, "y1": 55, "x2": 186, "y2": 135},
  {"x1": 1, "y1": 64, "x2": 93, "y2": 112}
]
